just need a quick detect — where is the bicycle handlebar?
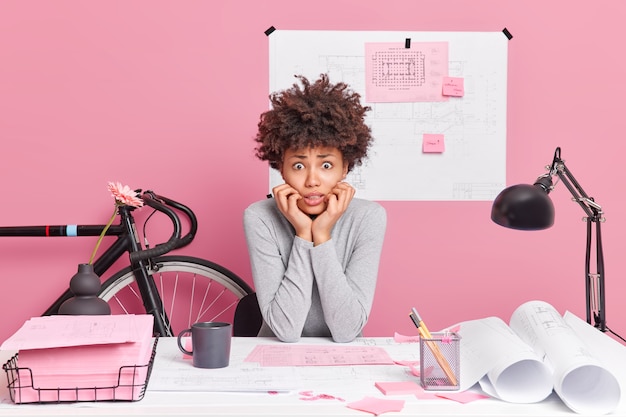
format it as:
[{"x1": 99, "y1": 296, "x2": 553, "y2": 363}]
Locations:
[{"x1": 128, "y1": 190, "x2": 198, "y2": 263}]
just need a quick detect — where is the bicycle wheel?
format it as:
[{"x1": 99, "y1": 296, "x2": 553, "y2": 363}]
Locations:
[{"x1": 98, "y1": 255, "x2": 253, "y2": 337}]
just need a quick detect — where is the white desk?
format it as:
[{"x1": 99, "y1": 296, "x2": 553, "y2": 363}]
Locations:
[{"x1": 1, "y1": 329, "x2": 625, "y2": 416}]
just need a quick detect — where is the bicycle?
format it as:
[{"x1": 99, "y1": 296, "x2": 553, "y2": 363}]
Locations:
[{"x1": 0, "y1": 189, "x2": 253, "y2": 338}]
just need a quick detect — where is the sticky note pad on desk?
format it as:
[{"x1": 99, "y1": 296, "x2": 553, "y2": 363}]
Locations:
[{"x1": 375, "y1": 381, "x2": 422, "y2": 395}]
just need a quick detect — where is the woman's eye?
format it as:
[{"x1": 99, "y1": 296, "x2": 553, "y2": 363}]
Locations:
[
  {"x1": 322, "y1": 162, "x2": 333, "y2": 169},
  {"x1": 293, "y1": 163, "x2": 305, "y2": 170}
]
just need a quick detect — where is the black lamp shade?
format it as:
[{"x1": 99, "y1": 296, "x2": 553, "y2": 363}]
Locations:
[{"x1": 491, "y1": 184, "x2": 555, "y2": 230}]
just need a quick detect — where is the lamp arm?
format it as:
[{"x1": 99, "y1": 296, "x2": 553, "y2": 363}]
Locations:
[
  {"x1": 548, "y1": 147, "x2": 606, "y2": 331},
  {"x1": 551, "y1": 150, "x2": 603, "y2": 221}
]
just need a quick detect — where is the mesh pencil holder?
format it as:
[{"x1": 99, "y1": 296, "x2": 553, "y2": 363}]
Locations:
[{"x1": 419, "y1": 332, "x2": 460, "y2": 391}]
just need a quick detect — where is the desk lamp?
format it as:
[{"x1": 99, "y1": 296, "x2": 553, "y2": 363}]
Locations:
[{"x1": 490, "y1": 147, "x2": 607, "y2": 332}]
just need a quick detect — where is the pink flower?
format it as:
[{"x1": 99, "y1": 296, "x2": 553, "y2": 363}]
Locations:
[
  {"x1": 108, "y1": 181, "x2": 144, "y2": 208},
  {"x1": 89, "y1": 182, "x2": 143, "y2": 264}
]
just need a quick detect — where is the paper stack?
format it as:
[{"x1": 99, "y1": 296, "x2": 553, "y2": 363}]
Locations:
[{"x1": 1, "y1": 314, "x2": 154, "y2": 403}]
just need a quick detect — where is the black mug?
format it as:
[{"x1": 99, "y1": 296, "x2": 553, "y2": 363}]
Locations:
[{"x1": 177, "y1": 322, "x2": 232, "y2": 368}]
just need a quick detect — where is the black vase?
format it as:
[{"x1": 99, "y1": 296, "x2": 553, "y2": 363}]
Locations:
[{"x1": 58, "y1": 263, "x2": 111, "y2": 315}]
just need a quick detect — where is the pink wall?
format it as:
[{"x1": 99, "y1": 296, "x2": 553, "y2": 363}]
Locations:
[{"x1": 1, "y1": 1, "x2": 625, "y2": 344}]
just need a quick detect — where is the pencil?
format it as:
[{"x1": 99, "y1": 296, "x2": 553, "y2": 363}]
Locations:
[
  {"x1": 411, "y1": 308, "x2": 433, "y2": 338},
  {"x1": 409, "y1": 309, "x2": 458, "y2": 386}
]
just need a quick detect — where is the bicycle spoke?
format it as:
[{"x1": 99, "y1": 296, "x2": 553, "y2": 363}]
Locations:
[
  {"x1": 111, "y1": 296, "x2": 130, "y2": 314},
  {"x1": 97, "y1": 257, "x2": 252, "y2": 336},
  {"x1": 165, "y1": 271, "x2": 178, "y2": 329},
  {"x1": 209, "y1": 300, "x2": 238, "y2": 322},
  {"x1": 159, "y1": 310, "x2": 173, "y2": 337},
  {"x1": 195, "y1": 280, "x2": 213, "y2": 324},
  {"x1": 188, "y1": 275, "x2": 196, "y2": 329},
  {"x1": 197, "y1": 287, "x2": 224, "y2": 320},
  {"x1": 153, "y1": 273, "x2": 168, "y2": 336},
  {"x1": 197, "y1": 287, "x2": 238, "y2": 322},
  {"x1": 110, "y1": 285, "x2": 141, "y2": 314}
]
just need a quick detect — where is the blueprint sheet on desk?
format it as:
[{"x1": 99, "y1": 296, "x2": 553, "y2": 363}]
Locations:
[{"x1": 148, "y1": 337, "x2": 420, "y2": 397}]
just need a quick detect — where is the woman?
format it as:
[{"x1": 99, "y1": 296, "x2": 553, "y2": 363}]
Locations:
[{"x1": 243, "y1": 74, "x2": 387, "y2": 342}]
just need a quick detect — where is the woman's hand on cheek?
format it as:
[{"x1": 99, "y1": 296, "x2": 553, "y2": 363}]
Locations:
[
  {"x1": 312, "y1": 182, "x2": 355, "y2": 245},
  {"x1": 272, "y1": 183, "x2": 313, "y2": 240},
  {"x1": 332, "y1": 182, "x2": 355, "y2": 211}
]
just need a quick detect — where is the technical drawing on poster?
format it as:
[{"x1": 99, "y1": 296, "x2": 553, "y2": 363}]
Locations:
[
  {"x1": 365, "y1": 42, "x2": 449, "y2": 103},
  {"x1": 268, "y1": 30, "x2": 508, "y2": 201}
]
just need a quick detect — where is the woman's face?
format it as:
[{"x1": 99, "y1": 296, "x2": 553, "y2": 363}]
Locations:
[{"x1": 280, "y1": 146, "x2": 348, "y2": 216}]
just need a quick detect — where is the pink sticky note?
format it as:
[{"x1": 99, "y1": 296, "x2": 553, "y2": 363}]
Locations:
[
  {"x1": 393, "y1": 332, "x2": 420, "y2": 343},
  {"x1": 442, "y1": 76, "x2": 464, "y2": 97},
  {"x1": 408, "y1": 363, "x2": 421, "y2": 377},
  {"x1": 375, "y1": 381, "x2": 422, "y2": 395},
  {"x1": 182, "y1": 337, "x2": 192, "y2": 359},
  {"x1": 412, "y1": 384, "x2": 441, "y2": 400},
  {"x1": 416, "y1": 390, "x2": 440, "y2": 400},
  {"x1": 423, "y1": 134, "x2": 445, "y2": 153},
  {"x1": 436, "y1": 391, "x2": 490, "y2": 403},
  {"x1": 347, "y1": 396, "x2": 405, "y2": 416},
  {"x1": 446, "y1": 325, "x2": 461, "y2": 333}
]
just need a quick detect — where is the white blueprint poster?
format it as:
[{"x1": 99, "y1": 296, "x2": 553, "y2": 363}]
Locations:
[{"x1": 269, "y1": 30, "x2": 508, "y2": 201}]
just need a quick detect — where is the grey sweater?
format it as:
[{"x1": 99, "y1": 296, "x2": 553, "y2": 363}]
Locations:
[{"x1": 243, "y1": 197, "x2": 387, "y2": 342}]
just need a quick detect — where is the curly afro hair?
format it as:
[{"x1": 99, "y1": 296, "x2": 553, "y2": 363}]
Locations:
[{"x1": 254, "y1": 74, "x2": 373, "y2": 172}]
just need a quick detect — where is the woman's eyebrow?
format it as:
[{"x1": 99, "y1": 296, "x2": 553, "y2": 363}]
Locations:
[
  {"x1": 286, "y1": 154, "x2": 308, "y2": 160},
  {"x1": 286, "y1": 152, "x2": 339, "y2": 160}
]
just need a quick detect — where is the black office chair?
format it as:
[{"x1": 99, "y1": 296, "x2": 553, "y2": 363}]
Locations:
[{"x1": 233, "y1": 292, "x2": 263, "y2": 337}]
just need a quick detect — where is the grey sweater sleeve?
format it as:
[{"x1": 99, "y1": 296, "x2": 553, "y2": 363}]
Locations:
[
  {"x1": 243, "y1": 198, "x2": 387, "y2": 343},
  {"x1": 310, "y1": 205, "x2": 386, "y2": 342}
]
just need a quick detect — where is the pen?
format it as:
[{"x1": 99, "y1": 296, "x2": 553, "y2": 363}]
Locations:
[
  {"x1": 409, "y1": 308, "x2": 458, "y2": 386},
  {"x1": 411, "y1": 308, "x2": 434, "y2": 338}
]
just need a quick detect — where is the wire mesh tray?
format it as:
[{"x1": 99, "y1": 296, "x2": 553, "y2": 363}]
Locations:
[{"x1": 2, "y1": 335, "x2": 159, "y2": 404}]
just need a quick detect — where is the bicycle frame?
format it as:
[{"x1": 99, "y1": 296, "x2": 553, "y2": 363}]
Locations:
[{"x1": 1, "y1": 190, "x2": 198, "y2": 337}]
